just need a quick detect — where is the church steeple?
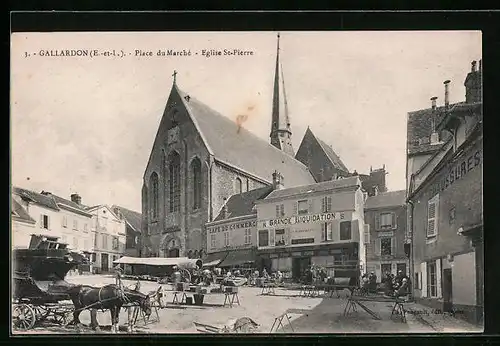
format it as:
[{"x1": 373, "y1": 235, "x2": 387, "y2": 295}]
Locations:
[{"x1": 270, "y1": 33, "x2": 295, "y2": 157}]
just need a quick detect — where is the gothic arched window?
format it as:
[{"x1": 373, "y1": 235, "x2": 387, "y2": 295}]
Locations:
[
  {"x1": 150, "y1": 172, "x2": 159, "y2": 220},
  {"x1": 168, "y1": 152, "x2": 181, "y2": 212},
  {"x1": 235, "y1": 177, "x2": 242, "y2": 194},
  {"x1": 191, "y1": 158, "x2": 202, "y2": 210}
]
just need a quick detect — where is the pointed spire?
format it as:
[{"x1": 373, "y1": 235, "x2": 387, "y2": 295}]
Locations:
[
  {"x1": 172, "y1": 70, "x2": 178, "y2": 85},
  {"x1": 270, "y1": 32, "x2": 294, "y2": 157}
]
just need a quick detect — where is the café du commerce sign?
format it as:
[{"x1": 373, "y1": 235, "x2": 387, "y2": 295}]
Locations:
[{"x1": 260, "y1": 211, "x2": 347, "y2": 229}]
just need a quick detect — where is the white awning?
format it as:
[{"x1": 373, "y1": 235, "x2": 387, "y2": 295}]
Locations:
[{"x1": 113, "y1": 256, "x2": 190, "y2": 266}]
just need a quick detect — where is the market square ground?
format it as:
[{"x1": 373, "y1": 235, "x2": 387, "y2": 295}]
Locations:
[{"x1": 13, "y1": 275, "x2": 481, "y2": 335}]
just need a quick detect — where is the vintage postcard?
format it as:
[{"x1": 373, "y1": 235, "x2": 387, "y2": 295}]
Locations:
[{"x1": 10, "y1": 31, "x2": 483, "y2": 334}]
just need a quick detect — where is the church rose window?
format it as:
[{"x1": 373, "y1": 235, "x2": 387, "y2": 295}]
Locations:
[
  {"x1": 191, "y1": 158, "x2": 202, "y2": 210},
  {"x1": 169, "y1": 152, "x2": 181, "y2": 212},
  {"x1": 150, "y1": 172, "x2": 159, "y2": 220}
]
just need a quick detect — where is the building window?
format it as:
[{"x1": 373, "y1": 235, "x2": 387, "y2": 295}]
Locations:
[
  {"x1": 235, "y1": 177, "x2": 242, "y2": 194},
  {"x1": 380, "y1": 237, "x2": 393, "y2": 256},
  {"x1": 381, "y1": 263, "x2": 392, "y2": 276},
  {"x1": 297, "y1": 200, "x2": 308, "y2": 215},
  {"x1": 73, "y1": 220, "x2": 78, "y2": 230},
  {"x1": 321, "y1": 222, "x2": 333, "y2": 241},
  {"x1": 84, "y1": 223, "x2": 88, "y2": 231},
  {"x1": 339, "y1": 221, "x2": 351, "y2": 240},
  {"x1": 449, "y1": 206, "x2": 456, "y2": 225},
  {"x1": 102, "y1": 234, "x2": 108, "y2": 249},
  {"x1": 376, "y1": 212, "x2": 396, "y2": 230},
  {"x1": 258, "y1": 230, "x2": 269, "y2": 247},
  {"x1": 414, "y1": 273, "x2": 420, "y2": 289},
  {"x1": 427, "y1": 261, "x2": 437, "y2": 297},
  {"x1": 244, "y1": 229, "x2": 252, "y2": 245},
  {"x1": 427, "y1": 194, "x2": 439, "y2": 237},
  {"x1": 321, "y1": 196, "x2": 332, "y2": 213},
  {"x1": 169, "y1": 152, "x2": 181, "y2": 213},
  {"x1": 62, "y1": 216, "x2": 67, "y2": 228},
  {"x1": 276, "y1": 204, "x2": 285, "y2": 217},
  {"x1": 275, "y1": 229, "x2": 286, "y2": 246},
  {"x1": 191, "y1": 158, "x2": 202, "y2": 210},
  {"x1": 40, "y1": 214, "x2": 50, "y2": 229},
  {"x1": 363, "y1": 224, "x2": 370, "y2": 244},
  {"x1": 210, "y1": 234, "x2": 216, "y2": 248},
  {"x1": 91, "y1": 253, "x2": 97, "y2": 263},
  {"x1": 83, "y1": 239, "x2": 89, "y2": 251},
  {"x1": 73, "y1": 237, "x2": 78, "y2": 249},
  {"x1": 94, "y1": 233, "x2": 99, "y2": 247},
  {"x1": 224, "y1": 232, "x2": 230, "y2": 247},
  {"x1": 150, "y1": 172, "x2": 159, "y2": 219},
  {"x1": 112, "y1": 236, "x2": 119, "y2": 251},
  {"x1": 397, "y1": 263, "x2": 407, "y2": 275}
]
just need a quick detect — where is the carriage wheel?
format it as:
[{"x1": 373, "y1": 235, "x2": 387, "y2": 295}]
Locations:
[
  {"x1": 12, "y1": 304, "x2": 36, "y2": 330},
  {"x1": 33, "y1": 306, "x2": 50, "y2": 322}
]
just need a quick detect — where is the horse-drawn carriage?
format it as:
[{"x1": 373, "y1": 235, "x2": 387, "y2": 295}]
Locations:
[{"x1": 12, "y1": 235, "x2": 86, "y2": 330}]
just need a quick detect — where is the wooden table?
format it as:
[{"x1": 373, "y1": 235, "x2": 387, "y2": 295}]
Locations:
[
  {"x1": 171, "y1": 290, "x2": 240, "y2": 308},
  {"x1": 343, "y1": 295, "x2": 407, "y2": 323},
  {"x1": 261, "y1": 283, "x2": 276, "y2": 295}
]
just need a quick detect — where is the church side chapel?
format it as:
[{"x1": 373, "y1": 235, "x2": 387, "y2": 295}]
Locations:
[{"x1": 141, "y1": 34, "x2": 384, "y2": 259}]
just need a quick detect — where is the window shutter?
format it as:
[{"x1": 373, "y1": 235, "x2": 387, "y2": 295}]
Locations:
[
  {"x1": 427, "y1": 195, "x2": 439, "y2": 237},
  {"x1": 421, "y1": 262, "x2": 428, "y2": 297},
  {"x1": 436, "y1": 259, "x2": 442, "y2": 298},
  {"x1": 375, "y1": 213, "x2": 381, "y2": 230},
  {"x1": 308, "y1": 199, "x2": 314, "y2": 213},
  {"x1": 391, "y1": 237, "x2": 395, "y2": 256},
  {"x1": 327, "y1": 222, "x2": 333, "y2": 240},
  {"x1": 47, "y1": 216, "x2": 50, "y2": 230},
  {"x1": 269, "y1": 230, "x2": 275, "y2": 246},
  {"x1": 275, "y1": 205, "x2": 280, "y2": 218},
  {"x1": 375, "y1": 238, "x2": 381, "y2": 256},
  {"x1": 293, "y1": 203, "x2": 298, "y2": 215},
  {"x1": 40, "y1": 214, "x2": 43, "y2": 227},
  {"x1": 280, "y1": 204, "x2": 285, "y2": 216},
  {"x1": 327, "y1": 197, "x2": 332, "y2": 212},
  {"x1": 321, "y1": 198, "x2": 326, "y2": 213},
  {"x1": 364, "y1": 224, "x2": 370, "y2": 244},
  {"x1": 392, "y1": 212, "x2": 397, "y2": 229},
  {"x1": 321, "y1": 224, "x2": 326, "y2": 241}
]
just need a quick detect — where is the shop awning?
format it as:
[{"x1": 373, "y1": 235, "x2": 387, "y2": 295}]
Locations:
[
  {"x1": 113, "y1": 256, "x2": 190, "y2": 267},
  {"x1": 202, "y1": 252, "x2": 228, "y2": 268},
  {"x1": 218, "y1": 249, "x2": 256, "y2": 268}
]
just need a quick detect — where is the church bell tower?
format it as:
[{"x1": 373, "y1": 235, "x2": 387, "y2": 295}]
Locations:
[{"x1": 270, "y1": 33, "x2": 295, "y2": 157}]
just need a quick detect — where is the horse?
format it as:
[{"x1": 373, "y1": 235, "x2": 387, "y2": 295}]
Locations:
[{"x1": 67, "y1": 284, "x2": 152, "y2": 333}]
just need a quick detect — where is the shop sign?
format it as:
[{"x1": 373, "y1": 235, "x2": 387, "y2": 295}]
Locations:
[
  {"x1": 303, "y1": 251, "x2": 314, "y2": 256},
  {"x1": 291, "y1": 228, "x2": 316, "y2": 239},
  {"x1": 208, "y1": 220, "x2": 257, "y2": 234},
  {"x1": 262, "y1": 211, "x2": 347, "y2": 228},
  {"x1": 377, "y1": 231, "x2": 394, "y2": 237},
  {"x1": 291, "y1": 252, "x2": 302, "y2": 257}
]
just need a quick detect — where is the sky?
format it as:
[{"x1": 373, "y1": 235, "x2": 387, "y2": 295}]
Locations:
[{"x1": 10, "y1": 31, "x2": 482, "y2": 212}]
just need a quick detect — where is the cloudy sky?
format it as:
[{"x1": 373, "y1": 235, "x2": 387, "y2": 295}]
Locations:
[{"x1": 11, "y1": 31, "x2": 481, "y2": 212}]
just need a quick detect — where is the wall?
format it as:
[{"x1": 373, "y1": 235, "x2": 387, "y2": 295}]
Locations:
[
  {"x1": 452, "y1": 251, "x2": 476, "y2": 306},
  {"x1": 58, "y1": 208, "x2": 93, "y2": 253},
  {"x1": 406, "y1": 154, "x2": 433, "y2": 190},
  {"x1": 206, "y1": 216, "x2": 257, "y2": 253},
  {"x1": 11, "y1": 220, "x2": 36, "y2": 249},
  {"x1": 11, "y1": 198, "x2": 63, "y2": 240}
]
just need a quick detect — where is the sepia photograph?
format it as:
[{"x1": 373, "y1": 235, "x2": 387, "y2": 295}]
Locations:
[{"x1": 10, "y1": 30, "x2": 483, "y2": 334}]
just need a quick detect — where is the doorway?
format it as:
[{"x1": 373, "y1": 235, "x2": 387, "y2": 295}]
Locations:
[
  {"x1": 101, "y1": 253, "x2": 109, "y2": 272},
  {"x1": 397, "y1": 263, "x2": 407, "y2": 276},
  {"x1": 443, "y1": 268, "x2": 453, "y2": 312},
  {"x1": 292, "y1": 257, "x2": 311, "y2": 280},
  {"x1": 167, "y1": 248, "x2": 180, "y2": 257}
]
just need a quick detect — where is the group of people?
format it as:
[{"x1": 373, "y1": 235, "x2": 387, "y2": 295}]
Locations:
[{"x1": 361, "y1": 270, "x2": 410, "y2": 297}]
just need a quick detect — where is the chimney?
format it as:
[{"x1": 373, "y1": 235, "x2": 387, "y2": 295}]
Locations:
[
  {"x1": 471, "y1": 60, "x2": 477, "y2": 72},
  {"x1": 431, "y1": 96, "x2": 437, "y2": 110},
  {"x1": 272, "y1": 171, "x2": 284, "y2": 190},
  {"x1": 70, "y1": 193, "x2": 82, "y2": 205},
  {"x1": 444, "y1": 80, "x2": 451, "y2": 107}
]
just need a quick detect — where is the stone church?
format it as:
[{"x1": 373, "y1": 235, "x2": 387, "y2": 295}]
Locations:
[{"x1": 141, "y1": 34, "x2": 381, "y2": 259}]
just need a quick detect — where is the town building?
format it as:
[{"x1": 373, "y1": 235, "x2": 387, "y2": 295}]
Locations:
[
  {"x1": 11, "y1": 196, "x2": 37, "y2": 248},
  {"x1": 86, "y1": 205, "x2": 127, "y2": 273},
  {"x1": 11, "y1": 188, "x2": 93, "y2": 256},
  {"x1": 112, "y1": 205, "x2": 142, "y2": 258},
  {"x1": 255, "y1": 174, "x2": 367, "y2": 279},
  {"x1": 406, "y1": 60, "x2": 483, "y2": 324},
  {"x1": 364, "y1": 190, "x2": 408, "y2": 282},
  {"x1": 204, "y1": 186, "x2": 274, "y2": 269}
]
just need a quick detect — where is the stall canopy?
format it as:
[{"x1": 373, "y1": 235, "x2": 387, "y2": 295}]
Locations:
[
  {"x1": 218, "y1": 248, "x2": 256, "y2": 268},
  {"x1": 113, "y1": 256, "x2": 192, "y2": 267},
  {"x1": 203, "y1": 252, "x2": 228, "y2": 268}
]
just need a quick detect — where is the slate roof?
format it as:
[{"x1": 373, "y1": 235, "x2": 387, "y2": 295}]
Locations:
[
  {"x1": 12, "y1": 187, "x2": 60, "y2": 211},
  {"x1": 263, "y1": 176, "x2": 361, "y2": 201},
  {"x1": 213, "y1": 186, "x2": 274, "y2": 222},
  {"x1": 11, "y1": 198, "x2": 36, "y2": 224},
  {"x1": 315, "y1": 136, "x2": 349, "y2": 172},
  {"x1": 175, "y1": 86, "x2": 315, "y2": 188},
  {"x1": 407, "y1": 105, "x2": 453, "y2": 155},
  {"x1": 364, "y1": 190, "x2": 406, "y2": 209},
  {"x1": 50, "y1": 194, "x2": 92, "y2": 217},
  {"x1": 112, "y1": 205, "x2": 142, "y2": 234}
]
